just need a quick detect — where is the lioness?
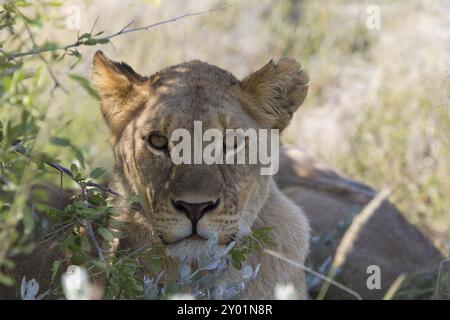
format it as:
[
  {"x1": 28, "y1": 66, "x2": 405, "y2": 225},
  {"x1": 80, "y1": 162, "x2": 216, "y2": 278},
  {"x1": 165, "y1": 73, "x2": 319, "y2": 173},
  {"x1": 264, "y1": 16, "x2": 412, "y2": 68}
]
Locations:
[{"x1": 91, "y1": 51, "x2": 311, "y2": 299}]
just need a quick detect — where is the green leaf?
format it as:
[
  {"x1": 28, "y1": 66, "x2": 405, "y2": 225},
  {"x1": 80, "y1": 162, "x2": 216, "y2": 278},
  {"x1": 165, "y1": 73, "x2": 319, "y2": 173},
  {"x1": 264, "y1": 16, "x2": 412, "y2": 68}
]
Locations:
[
  {"x1": 93, "y1": 260, "x2": 108, "y2": 271},
  {"x1": 70, "y1": 163, "x2": 79, "y2": 176},
  {"x1": 60, "y1": 234, "x2": 75, "y2": 251},
  {"x1": 70, "y1": 253, "x2": 84, "y2": 265},
  {"x1": 90, "y1": 167, "x2": 105, "y2": 179},
  {"x1": 79, "y1": 33, "x2": 92, "y2": 39},
  {"x1": 89, "y1": 193, "x2": 106, "y2": 206},
  {"x1": 68, "y1": 50, "x2": 82, "y2": 58},
  {"x1": 97, "y1": 38, "x2": 110, "y2": 44},
  {"x1": 83, "y1": 39, "x2": 97, "y2": 45},
  {"x1": 146, "y1": 256, "x2": 163, "y2": 273},
  {"x1": 42, "y1": 42, "x2": 59, "y2": 50},
  {"x1": 110, "y1": 229, "x2": 126, "y2": 239},
  {"x1": 109, "y1": 218, "x2": 125, "y2": 226},
  {"x1": 50, "y1": 136, "x2": 71, "y2": 146},
  {"x1": 230, "y1": 250, "x2": 246, "y2": 270},
  {"x1": 81, "y1": 237, "x2": 92, "y2": 253},
  {"x1": 0, "y1": 273, "x2": 14, "y2": 286},
  {"x1": 15, "y1": 1, "x2": 32, "y2": 7},
  {"x1": 98, "y1": 227, "x2": 114, "y2": 242},
  {"x1": 231, "y1": 250, "x2": 246, "y2": 261},
  {"x1": 74, "y1": 173, "x2": 83, "y2": 182},
  {"x1": 73, "y1": 148, "x2": 85, "y2": 169},
  {"x1": 48, "y1": 1, "x2": 64, "y2": 6},
  {"x1": 68, "y1": 73, "x2": 100, "y2": 100},
  {"x1": 2, "y1": 258, "x2": 15, "y2": 270}
]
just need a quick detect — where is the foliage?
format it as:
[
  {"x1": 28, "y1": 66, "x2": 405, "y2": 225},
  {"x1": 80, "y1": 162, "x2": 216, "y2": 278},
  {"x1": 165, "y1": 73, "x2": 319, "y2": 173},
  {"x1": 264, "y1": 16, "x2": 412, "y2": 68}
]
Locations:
[
  {"x1": 230, "y1": 226, "x2": 276, "y2": 270},
  {"x1": 0, "y1": 0, "x2": 61, "y2": 286}
]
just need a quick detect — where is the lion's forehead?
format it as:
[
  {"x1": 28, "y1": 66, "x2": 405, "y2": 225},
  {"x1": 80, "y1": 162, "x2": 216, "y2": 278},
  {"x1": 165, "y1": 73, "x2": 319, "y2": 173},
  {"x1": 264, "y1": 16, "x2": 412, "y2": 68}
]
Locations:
[
  {"x1": 140, "y1": 102, "x2": 257, "y2": 135},
  {"x1": 153, "y1": 60, "x2": 238, "y2": 86},
  {"x1": 149, "y1": 61, "x2": 240, "y2": 112},
  {"x1": 138, "y1": 90, "x2": 257, "y2": 133},
  {"x1": 130, "y1": 60, "x2": 261, "y2": 136}
]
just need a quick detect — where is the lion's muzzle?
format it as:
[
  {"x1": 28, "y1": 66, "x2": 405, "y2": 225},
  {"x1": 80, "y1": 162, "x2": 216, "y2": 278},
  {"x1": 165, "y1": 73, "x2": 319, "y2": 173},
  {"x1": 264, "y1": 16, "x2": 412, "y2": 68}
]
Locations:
[{"x1": 171, "y1": 198, "x2": 220, "y2": 235}]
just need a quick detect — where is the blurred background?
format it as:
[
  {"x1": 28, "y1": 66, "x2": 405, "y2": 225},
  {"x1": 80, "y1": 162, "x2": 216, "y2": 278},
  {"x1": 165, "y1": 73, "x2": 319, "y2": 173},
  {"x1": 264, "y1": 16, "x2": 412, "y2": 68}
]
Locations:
[{"x1": 1, "y1": 0, "x2": 448, "y2": 256}]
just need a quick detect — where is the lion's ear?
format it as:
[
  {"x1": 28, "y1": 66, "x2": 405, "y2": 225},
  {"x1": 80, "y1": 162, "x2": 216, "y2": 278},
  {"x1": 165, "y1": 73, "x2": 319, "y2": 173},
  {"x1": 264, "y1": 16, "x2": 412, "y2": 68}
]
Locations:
[
  {"x1": 92, "y1": 50, "x2": 149, "y2": 137},
  {"x1": 239, "y1": 58, "x2": 309, "y2": 130}
]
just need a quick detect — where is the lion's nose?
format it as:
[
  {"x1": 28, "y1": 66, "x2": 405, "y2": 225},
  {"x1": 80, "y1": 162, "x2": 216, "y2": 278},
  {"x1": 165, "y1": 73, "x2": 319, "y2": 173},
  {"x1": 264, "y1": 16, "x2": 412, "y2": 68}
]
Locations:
[{"x1": 172, "y1": 199, "x2": 219, "y2": 231}]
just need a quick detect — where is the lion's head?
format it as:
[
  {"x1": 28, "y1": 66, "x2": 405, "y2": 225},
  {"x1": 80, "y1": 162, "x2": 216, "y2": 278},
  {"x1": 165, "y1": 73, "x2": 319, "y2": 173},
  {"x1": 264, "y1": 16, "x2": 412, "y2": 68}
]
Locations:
[{"x1": 91, "y1": 51, "x2": 308, "y2": 260}]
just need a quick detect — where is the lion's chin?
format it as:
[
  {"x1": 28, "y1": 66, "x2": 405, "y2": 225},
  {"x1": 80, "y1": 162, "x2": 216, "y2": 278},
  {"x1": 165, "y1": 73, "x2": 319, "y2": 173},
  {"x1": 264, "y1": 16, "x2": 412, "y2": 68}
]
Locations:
[{"x1": 165, "y1": 235, "x2": 224, "y2": 264}]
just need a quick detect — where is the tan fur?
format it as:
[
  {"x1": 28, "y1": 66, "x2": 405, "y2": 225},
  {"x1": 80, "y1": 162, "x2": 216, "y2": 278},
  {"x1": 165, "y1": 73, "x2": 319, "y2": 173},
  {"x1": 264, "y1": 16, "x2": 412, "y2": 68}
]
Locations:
[
  {"x1": 239, "y1": 58, "x2": 309, "y2": 130},
  {"x1": 92, "y1": 52, "x2": 151, "y2": 139},
  {"x1": 92, "y1": 51, "x2": 310, "y2": 299}
]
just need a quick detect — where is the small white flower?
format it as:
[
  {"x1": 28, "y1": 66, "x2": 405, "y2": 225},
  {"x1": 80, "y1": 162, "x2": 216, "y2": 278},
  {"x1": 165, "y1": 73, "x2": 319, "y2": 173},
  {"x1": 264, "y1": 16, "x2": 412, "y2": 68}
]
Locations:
[
  {"x1": 61, "y1": 265, "x2": 92, "y2": 300},
  {"x1": 168, "y1": 293, "x2": 195, "y2": 300},
  {"x1": 274, "y1": 283, "x2": 298, "y2": 300}
]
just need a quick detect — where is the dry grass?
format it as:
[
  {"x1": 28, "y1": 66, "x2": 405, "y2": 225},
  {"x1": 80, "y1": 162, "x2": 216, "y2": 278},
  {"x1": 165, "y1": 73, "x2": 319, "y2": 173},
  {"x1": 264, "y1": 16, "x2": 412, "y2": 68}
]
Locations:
[{"x1": 317, "y1": 188, "x2": 392, "y2": 299}]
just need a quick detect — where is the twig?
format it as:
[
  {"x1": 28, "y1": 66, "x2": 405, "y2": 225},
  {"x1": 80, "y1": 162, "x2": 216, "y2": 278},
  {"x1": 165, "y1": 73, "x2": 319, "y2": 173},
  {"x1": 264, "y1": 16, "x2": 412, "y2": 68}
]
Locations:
[
  {"x1": 81, "y1": 184, "x2": 105, "y2": 262},
  {"x1": 85, "y1": 218, "x2": 106, "y2": 262},
  {"x1": 12, "y1": 142, "x2": 122, "y2": 262},
  {"x1": 85, "y1": 181, "x2": 120, "y2": 197},
  {"x1": 15, "y1": 8, "x2": 68, "y2": 94},
  {"x1": 89, "y1": 15, "x2": 100, "y2": 36},
  {"x1": 12, "y1": 141, "x2": 150, "y2": 261},
  {"x1": 38, "y1": 220, "x2": 77, "y2": 241},
  {"x1": 12, "y1": 143, "x2": 120, "y2": 197},
  {"x1": 13, "y1": 141, "x2": 144, "y2": 211},
  {"x1": 6, "y1": 4, "x2": 232, "y2": 61},
  {"x1": 95, "y1": 4, "x2": 230, "y2": 39}
]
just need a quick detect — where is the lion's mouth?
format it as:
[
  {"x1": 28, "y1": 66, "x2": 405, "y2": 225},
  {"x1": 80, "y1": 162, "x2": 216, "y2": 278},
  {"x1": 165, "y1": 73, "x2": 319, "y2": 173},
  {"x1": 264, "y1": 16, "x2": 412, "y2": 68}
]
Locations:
[{"x1": 160, "y1": 233, "x2": 207, "y2": 246}]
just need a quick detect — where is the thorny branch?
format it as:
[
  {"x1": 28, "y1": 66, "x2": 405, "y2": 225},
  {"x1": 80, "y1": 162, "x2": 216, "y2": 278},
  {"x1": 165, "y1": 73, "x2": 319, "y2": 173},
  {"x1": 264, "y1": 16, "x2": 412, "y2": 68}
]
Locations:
[
  {"x1": 11, "y1": 143, "x2": 120, "y2": 197},
  {"x1": 81, "y1": 184, "x2": 106, "y2": 262},
  {"x1": 21, "y1": 20, "x2": 69, "y2": 94},
  {"x1": 12, "y1": 142, "x2": 120, "y2": 262},
  {"x1": 5, "y1": 4, "x2": 231, "y2": 61}
]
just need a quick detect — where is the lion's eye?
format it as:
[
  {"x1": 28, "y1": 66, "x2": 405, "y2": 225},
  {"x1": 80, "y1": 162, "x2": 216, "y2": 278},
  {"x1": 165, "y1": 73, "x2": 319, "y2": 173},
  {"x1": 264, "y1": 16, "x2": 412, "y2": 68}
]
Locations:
[
  {"x1": 148, "y1": 132, "x2": 168, "y2": 150},
  {"x1": 223, "y1": 137, "x2": 239, "y2": 154}
]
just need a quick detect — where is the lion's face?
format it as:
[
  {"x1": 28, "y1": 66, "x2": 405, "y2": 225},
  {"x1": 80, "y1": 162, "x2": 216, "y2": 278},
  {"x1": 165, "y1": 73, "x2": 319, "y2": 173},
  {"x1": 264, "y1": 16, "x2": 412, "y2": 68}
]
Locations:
[
  {"x1": 92, "y1": 51, "x2": 308, "y2": 259},
  {"x1": 119, "y1": 73, "x2": 270, "y2": 254}
]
